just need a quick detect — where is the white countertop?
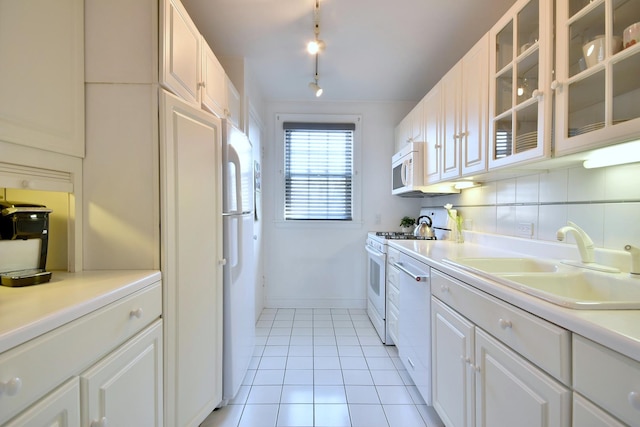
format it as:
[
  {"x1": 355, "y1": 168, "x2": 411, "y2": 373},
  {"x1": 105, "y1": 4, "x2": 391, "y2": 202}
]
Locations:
[
  {"x1": 0, "y1": 270, "x2": 161, "y2": 354},
  {"x1": 388, "y1": 238, "x2": 640, "y2": 363}
]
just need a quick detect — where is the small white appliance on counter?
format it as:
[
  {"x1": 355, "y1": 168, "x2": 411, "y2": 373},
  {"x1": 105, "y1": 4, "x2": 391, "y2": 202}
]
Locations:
[
  {"x1": 365, "y1": 208, "x2": 450, "y2": 345},
  {"x1": 222, "y1": 120, "x2": 256, "y2": 402}
]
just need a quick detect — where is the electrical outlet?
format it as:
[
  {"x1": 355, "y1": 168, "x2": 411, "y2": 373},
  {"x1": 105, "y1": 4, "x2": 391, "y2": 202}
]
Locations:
[
  {"x1": 374, "y1": 213, "x2": 381, "y2": 225},
  {"x1": 517, "y1": 222, "x2": 534, "y2": 237}
]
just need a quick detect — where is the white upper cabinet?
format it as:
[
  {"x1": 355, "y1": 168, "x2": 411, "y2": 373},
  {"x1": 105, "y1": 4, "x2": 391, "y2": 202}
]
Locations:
[
  {"x1": 461, "y1": 35, "x2": 490, "y2": 177},
  {"x1": 161, "y1": 0, "x2": 201, "y2": 105},
  {"x1": 424, "y1": 84, "x2": 443, "y2": 184},
  {"x1": 0, "y1": 0, "x2": 84, "y2": 158},
  {"x1": 425, "y1": 34, "x2": 489, "y2": 183},
  {"x1": 440, "y1": 63, "x2": 463, "y2": 180},
  {"x1": 201, "y1": 39, "x2": 228, "y2": 119},
  {"x1": 395, "y1": 100, "x2": 425, "y2": 152},
  {"x1": 554, "y1": 0, "x2": 640, "y2": 156},
  {"x1": 162, "y1": 0, "x2": 241, "y2": 125},
  {"x1": 488, "y1": 0, "x2": 554, "y2": 169},
  {"x1": 441, "y1": 35, "x2": 489, "y2": 180}
]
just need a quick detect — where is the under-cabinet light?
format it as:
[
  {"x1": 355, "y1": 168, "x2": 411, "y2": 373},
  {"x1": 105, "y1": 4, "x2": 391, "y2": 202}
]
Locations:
[
  {"x1": 453, "y1": 181, "x2": 480, "y2": 190},
  {"x1": 582, "y1": 139, "x2": 640, "y2": 169}
]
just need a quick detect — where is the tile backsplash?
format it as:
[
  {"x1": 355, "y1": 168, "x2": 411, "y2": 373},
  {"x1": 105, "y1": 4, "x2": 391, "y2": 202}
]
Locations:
[{"x1": 422, "y1": 163, "x2": 640, "y2": 251}]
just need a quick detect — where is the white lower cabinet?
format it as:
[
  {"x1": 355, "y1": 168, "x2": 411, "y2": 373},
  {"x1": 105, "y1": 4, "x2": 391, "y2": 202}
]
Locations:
[
  {"x1": 431, "y1": 269, "x2": 571, "y2": 427},
  {"x1": 475, "y1": 329, "x2": 570, "y2": 427},
  {"x1": 3, "y1": 379, "x2": 80, "y2": 427},
  {"x1": 573, "y1": 335, "x2": 640, "y2": 427},
  {"x1": 0, "y1": 282, "x2": 162, "y2": 426},
  {"x1": 432, "y1": 298, "x2": 474, "y2": 427},
  {"x1": 160, "y1": 90, "x2": 224, "y2": 426},
  {"x1": 81, "y1": 321, "x2": 163, "y2": 427}
]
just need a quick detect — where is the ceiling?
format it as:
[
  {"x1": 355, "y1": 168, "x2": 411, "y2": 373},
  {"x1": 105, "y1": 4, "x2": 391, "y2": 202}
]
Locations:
[{"x1": 181, "y1": 0, "x2": 518, "y2": 103}]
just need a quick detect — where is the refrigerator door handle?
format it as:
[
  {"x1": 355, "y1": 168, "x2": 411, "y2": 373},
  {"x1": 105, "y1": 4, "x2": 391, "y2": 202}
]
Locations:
[{"x1": 227, "y1": 145, "x2": 243, "y2": 214}]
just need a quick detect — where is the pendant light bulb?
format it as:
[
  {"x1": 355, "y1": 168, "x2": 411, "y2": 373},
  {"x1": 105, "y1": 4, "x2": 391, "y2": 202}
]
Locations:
[
  {"x1": 306, "y1": 39, "x2": 325, "y2": 55},
  {"x1": 309, "y1": 80, "x2": 323, "y2": 97}
]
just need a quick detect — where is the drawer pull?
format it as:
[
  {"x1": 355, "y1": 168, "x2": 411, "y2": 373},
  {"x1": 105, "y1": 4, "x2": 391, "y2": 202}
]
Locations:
[
  {"x1": 440, "y1": 285, "x2": 450, "y2": 293},
  {"x1": 91, "y1": 416, "x2": 108, "y2": 427},
  {"x1": 407, "y1": 357, "x2": 415, "y2": 369},
  {"x1": 498, "y1": 318, "x2": 512, "y2": 329},
  {"x1": 130, "y1": 308, "x2": 144, "y2": 319},
  {"x1": 629, "y1": 391, "x2": 640, "y2": 411},
  {"x1": 0, "y1": 377, "x2": 22, "y2": 397}
]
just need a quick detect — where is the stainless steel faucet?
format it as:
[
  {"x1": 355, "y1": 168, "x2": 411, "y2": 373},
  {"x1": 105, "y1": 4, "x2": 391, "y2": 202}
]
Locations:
[
  {"x1": 556, "y1": 221, "x2": 595, "y2": 264},
  {"x1": 624, "y1": 244, "x2": 640, "y2": 276}
]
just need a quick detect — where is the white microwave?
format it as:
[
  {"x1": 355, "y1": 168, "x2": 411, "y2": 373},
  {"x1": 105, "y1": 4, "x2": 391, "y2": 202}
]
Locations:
[{"x1": 392, "y1": 142, "x2": 425, "y2": 195}]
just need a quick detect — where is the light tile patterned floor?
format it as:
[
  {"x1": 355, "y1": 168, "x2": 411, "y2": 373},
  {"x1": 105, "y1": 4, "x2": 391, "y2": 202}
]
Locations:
[{"x1": 201, "y1": 308, "x2": 443, "y2": 427}]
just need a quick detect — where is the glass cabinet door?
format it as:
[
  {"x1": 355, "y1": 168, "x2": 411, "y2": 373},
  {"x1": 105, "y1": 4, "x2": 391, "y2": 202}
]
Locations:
[
  {"x1": 488, "y1": 0, "x2": 553, "y2": 169},
  {"x1": 555, "y1": 0, "x2": 640, "y2": 155}
]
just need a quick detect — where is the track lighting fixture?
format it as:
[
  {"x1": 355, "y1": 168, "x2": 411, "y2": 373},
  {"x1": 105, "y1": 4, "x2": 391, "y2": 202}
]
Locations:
[
  {"x1": 308, "y1": 53, "x2": 322, "y2": 97},
  {"x1": 306, "y1": 0, "x2": 325, "y2": 96},
  {"x1": 309, "y1": 79, "x2": 323, "y2": 97},
  {"x1": 306, "y1": 0, "x2": 325, "y2": 55}
]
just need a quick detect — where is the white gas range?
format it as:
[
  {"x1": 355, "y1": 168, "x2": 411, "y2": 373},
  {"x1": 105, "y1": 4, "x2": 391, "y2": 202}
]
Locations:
[{"x1": 365, "y1": 208, "x2": 451, "y2": 344}]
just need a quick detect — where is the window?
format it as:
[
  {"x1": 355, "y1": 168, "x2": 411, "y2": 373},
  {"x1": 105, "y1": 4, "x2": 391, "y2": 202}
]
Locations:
[{"x1": 283, "y1": 122, "x2": 355, "y2": 221}]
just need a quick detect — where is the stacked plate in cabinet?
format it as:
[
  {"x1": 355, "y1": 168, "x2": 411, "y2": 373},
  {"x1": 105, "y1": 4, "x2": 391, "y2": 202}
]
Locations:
[
  {"x1": 569, "y1": 120, "x2": 628, "y2": 137},
  {"x1": 515, "y1": 131, "x2": 537, "y2": 153}
]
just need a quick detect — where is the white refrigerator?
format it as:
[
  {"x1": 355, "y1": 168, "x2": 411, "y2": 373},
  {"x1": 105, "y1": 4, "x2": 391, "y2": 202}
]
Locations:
[{"x1": 222, "y1": 120, "x2": 256, "y2": 402}]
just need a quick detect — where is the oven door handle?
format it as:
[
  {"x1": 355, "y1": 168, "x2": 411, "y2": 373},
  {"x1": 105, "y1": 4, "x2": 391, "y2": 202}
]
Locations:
[
  {"x1": 365, "y1": 245, "x2": 385, "y2": 262},
  {"x1": 393, "y1": 262, "x2": 429, "y2": 282}
]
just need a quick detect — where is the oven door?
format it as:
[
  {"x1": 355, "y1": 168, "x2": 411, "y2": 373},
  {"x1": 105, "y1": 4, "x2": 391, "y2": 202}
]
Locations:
[{"x1": 365, "y1": 244, "x2": 386, "y2": 342}]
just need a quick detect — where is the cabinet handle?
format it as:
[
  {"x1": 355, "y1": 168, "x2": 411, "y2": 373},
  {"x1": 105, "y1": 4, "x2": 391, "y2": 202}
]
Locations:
[
  {"x1": 629, "y1": 391, "x2": 640, "y2": 411},
  {"x1": 460, "y1": 356, "x2": 472, "y2": 365},
  {"x1": 407, "y1": 357, "x2": 415, "y2": 369},
  {"x1": 440, "y1": 285, "x2": 449, "y2": 293},
  {"x1": 498, "y1": 318, "x2": 512, "y2": 329},
  {"x1": 531, "y1": 89, "x2": 542, "y2": 100},
  {"x1": 21, "y1": 180, "x2": 33, "y2": 189},
  {"x1": 550, "y1": 80, "x2": 561, "y2": 91},
  {"x1": 434, "y1": 144, "x2": 441, "y2": 149},
  {"x1": 130, "y1": 308, "x2": 144, "y2": 319},
  {"x1": 219, "y1": 258, "x2": 227, "y2": 266},
  {"x1": 90, "y1": 416, "x2": 108, "y2": 427},
  {"x1": 0, "y1": 377, "x2": 22, "y2": 397}
]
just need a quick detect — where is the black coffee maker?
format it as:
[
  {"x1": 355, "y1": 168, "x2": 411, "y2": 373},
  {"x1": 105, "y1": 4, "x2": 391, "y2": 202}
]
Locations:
[{"x1": 0, "y1": 201, "x2": 53, "y2": 286}]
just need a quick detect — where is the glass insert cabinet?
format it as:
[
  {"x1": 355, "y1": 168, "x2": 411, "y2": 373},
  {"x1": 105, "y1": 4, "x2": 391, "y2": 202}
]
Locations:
[
  {"x1": 555, "y1": 0, "x2": 640, "y2": 155},
  {"x1": 488, "y1": 0, "x2": 640, "y2": 169},
  {"x1": 488, "y1": 0, "x2": 554, "y2": 169}
]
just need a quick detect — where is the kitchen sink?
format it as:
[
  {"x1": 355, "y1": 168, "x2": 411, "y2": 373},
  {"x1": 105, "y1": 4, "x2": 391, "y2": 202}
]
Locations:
[{"x1": 443, "y1": 257, "x2": 640, "y2": 309}]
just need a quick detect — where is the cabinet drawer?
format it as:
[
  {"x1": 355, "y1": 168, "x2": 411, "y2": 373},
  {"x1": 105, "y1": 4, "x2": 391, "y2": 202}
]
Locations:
[
  {"x1": 387, "y1": 279, "x2": 399, "y2": 308},
  {"x1": 0, "y1": 281, "x2": 161, "y2": 424},
  {"x1": 573, "y1": 392, "x2": 627, "y2": 427},
  {"x1": 387, "y1": 304, "x2": 399, "y2": 345},
  {"x1": 387, "y1": 264, "x2": 399, "y2": 287},
  {"x1": 432, "y1": 269, "x2": 571, "y2": 385},
  {"x1": 573, "y1": 335, "x2": 640, "y2": 426},
  {"x1": 387, "y1": 247, "x2": 400, "y2": 267}
]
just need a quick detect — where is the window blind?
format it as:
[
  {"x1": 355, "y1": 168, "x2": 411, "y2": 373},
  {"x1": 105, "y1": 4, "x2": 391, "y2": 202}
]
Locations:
[{"x1": 284, "y1": 122, "x2": 355, "y2": 220}]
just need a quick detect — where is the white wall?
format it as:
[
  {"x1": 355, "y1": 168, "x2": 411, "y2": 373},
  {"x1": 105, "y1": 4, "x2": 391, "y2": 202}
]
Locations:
[
  {"x1": 263, "y1": 100, "x2": 423, "y2": 308},
  {"x1": 421, "y1": 162, "x2": 640, "y2": 252}
]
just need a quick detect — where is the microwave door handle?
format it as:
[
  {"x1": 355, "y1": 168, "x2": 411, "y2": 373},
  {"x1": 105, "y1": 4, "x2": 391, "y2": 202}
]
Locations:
[{"x1": 401, "y1": 161, "x2": 408, "y2": 186}]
